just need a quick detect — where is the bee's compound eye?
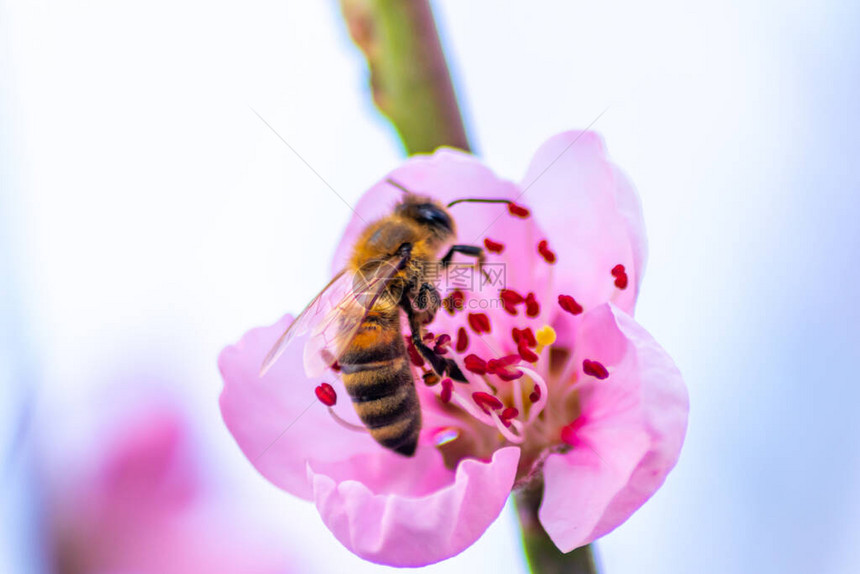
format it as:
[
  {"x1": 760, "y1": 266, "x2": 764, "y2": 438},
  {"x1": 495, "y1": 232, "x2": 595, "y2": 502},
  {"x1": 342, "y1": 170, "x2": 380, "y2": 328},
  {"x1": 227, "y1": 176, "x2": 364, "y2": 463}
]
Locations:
[{"x1": 415, "y1": 203, "x2": 452, "y2": 232}]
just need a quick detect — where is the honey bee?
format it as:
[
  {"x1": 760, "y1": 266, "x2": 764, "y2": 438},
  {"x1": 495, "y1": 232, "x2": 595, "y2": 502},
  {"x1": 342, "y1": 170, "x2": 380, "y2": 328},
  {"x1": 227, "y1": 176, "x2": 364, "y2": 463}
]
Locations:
[{"x1": 260, "y1": 180, "x2": 510, "y2": 456}]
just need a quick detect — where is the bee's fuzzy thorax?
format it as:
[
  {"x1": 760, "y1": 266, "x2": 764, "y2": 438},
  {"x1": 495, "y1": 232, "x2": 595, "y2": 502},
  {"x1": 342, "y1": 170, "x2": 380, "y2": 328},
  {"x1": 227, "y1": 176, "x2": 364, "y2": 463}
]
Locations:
[{"x1": 347, "y1": 194, "x2": 456, "y2": 274}]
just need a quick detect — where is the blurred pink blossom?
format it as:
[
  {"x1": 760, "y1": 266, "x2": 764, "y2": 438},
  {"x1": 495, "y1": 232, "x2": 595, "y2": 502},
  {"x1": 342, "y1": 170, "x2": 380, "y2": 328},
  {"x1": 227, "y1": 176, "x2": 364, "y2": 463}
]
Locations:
[
  {"x1": 46, "y1": 403, "x2": 290, "y2": 574},
  {"x1": 219, "y1": 131, "x2": 689, "y2": 566}
]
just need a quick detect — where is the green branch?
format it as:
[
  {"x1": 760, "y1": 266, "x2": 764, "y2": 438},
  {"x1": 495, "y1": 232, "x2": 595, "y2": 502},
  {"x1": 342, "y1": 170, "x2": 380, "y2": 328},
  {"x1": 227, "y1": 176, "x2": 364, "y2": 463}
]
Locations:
[{"x1": 340, "y1": 0, "x2": 471, "y2": 154}]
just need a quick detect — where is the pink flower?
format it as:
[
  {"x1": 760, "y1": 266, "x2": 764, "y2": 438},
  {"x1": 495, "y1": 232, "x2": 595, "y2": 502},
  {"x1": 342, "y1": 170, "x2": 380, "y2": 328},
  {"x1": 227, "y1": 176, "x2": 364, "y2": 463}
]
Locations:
[
  {"x1": 47, "y1": 403, "x2": 290, "y2": 574},
  {"x1": 219, "y1": 131, "x2": 689, "y2": 566}
]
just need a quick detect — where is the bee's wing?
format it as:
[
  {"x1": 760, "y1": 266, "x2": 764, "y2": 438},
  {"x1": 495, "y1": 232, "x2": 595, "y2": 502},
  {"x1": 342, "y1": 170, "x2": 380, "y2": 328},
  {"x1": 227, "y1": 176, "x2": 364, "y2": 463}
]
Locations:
[
  {"x1": 301, "y1": 254, "x2": 410, "y2": 377},
  {"x1": 259, "y1": 269, "x2": 349, "y2": 376},
  {"x1": 259, "y1": 254, "x2": 408, "y2": 378}
]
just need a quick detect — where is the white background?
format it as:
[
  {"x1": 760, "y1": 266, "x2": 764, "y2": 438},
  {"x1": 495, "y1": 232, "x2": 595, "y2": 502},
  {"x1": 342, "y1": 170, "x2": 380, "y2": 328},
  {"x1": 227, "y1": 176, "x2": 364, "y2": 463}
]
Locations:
[{"x1": 2, "y1": 0, "x2": 859, "y2": 572}]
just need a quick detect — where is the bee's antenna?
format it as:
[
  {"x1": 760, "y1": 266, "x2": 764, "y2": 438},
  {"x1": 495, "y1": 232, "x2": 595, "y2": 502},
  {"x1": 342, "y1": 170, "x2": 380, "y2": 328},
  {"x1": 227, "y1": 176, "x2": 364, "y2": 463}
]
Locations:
[
  {"x1": 386, "y1": 178, "x2": 411, "y2": 194},
  {"x1": 447, "y1": 198, "x2": 513, "y2": 208}
]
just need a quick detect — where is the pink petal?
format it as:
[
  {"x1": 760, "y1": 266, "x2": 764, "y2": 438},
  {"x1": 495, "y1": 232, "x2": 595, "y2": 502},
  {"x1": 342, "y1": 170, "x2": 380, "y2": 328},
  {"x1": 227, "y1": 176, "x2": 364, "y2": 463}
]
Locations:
[
  {"x1": 309, "y1": 446, "x2": 520, "y2": 567},
  {"x1": 219, "y1": 315, "x2": 392, "y2": 499},
  {"x1": 538, "y1": 304, "x2": 688, "y2": 552},
  {"x1": 521, "y1": 132, "x2": 647, "y2": 319}
]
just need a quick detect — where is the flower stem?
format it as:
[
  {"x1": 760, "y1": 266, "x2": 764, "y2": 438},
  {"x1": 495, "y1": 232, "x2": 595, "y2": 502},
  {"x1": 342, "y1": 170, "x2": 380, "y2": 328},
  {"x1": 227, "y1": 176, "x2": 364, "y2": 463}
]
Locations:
[
  {"x1": 514, "y1": 482, "x2": 599, "y2": 574},
  {"x1": 339, "y1": 0, "x2": 471, "y2": 154}
]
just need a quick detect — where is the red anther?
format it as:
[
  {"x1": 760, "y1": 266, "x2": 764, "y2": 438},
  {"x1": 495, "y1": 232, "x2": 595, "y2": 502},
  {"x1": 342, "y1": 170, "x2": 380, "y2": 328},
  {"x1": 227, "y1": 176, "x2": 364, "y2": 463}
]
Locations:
[
  {"x1": 423, "y1": 332, "x2": 435, "y2": 342},
  {"x1": 528, "y1": 383, "x2": 542, "y2": 403},
  {"x1": 456, "y1": 327, "x2": 469, "y2": 353},
  {"x1": 315, "y1": 383, "x2": 337, "y2": 406},
  {"x1": 499, "y1": 289, "x2": 524, "y2": 315},
  {"x1": 496, "y1": 369, "x2": 524, "y2": 381},
  {"x1": 488, "y1": 354, "x2": 522, "y2": 380},
  {"x1": 330, "y1": 361, "x2": 341, "y2": 372},
  {"x1": 464, "y1": 354, "x2": 488, "y2": 375},
  {"x1": 473, "y1": 392, "x2": 503, "y2": 414},
  {"x1": 611, "y1": 264, "x2": 628, "y2": 289},
  {"x1": 537, "y1": 239, "x2": 557, "y2": 264},
  {"x1": 500, "y1": 289, "x2": 524, "y2": 305},
  {"x1": 499, "y1": 406, "x2": 519, "y2": 427},
  {"x1": 444, "y1": 290, "x2": 465, "y2": 314},
  {"x1": 560, "y1": 417, "x2": 588, "y2": 446},
  {"x1": 511, "y1": 328, "x2": 522, "y2": 346},
  {"x1": 423, "y1": 371, "x2": 441, "y2": 386},
  {"x1": 468, "y1": 312, "x2": 492, "y2": 334},
  {"x1": 558, "y1": 294, "x2": 583, "y2": 315},
  {"x1": 501, "y1": 407, "x2": 519, "y2": 420},
  {"x1": 405, "y1": 338, "x2": 425, "y2": 368},
  {"x1": 434, "y1": 333, "x2": 452, "y2": 355},
  {"x1": 451, "y1": 290, "x2": 465, "y2": 307},
  {"x1": 512, "y1": 327, "x2": 537, "y2": 348},
  {"x1": 524, "y1": 293, "x2": 540, "y2": 318},
  {"x1": 582, "y1": 359, "x2": 609, "y2": 380},
  {"x1": 440, "y1": 378, "x2": 453, "y2": 403},
  {"x1": 508, "y1": 202, "x2": 530, "y2": 218},
  {"x1": 518, "y1": 343, "x2": 539, "y2": 362},
  {"x1": 484, "y1": 237, "x2": 505, "y2": 254}
]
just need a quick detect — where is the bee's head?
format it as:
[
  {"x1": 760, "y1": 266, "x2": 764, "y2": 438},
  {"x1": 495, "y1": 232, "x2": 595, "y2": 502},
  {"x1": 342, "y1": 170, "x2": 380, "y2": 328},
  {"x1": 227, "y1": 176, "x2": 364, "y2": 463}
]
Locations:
[{"x1": 395, "y1": 193, "x2": 455, "y2": 238}]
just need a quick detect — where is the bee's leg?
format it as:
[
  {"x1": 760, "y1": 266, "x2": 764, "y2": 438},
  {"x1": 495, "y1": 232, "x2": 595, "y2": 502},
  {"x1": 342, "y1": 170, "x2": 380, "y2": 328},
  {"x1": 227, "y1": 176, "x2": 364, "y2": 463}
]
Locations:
[
  {"x1": 440, "y1": 245, "x2": 483, "y2": 267},
  {"x1": 401, "y1": 294, "x2": 467, "y2": 382},
  {"x1": 440, "y1": 244, "x2": 490, "y2": 283}
]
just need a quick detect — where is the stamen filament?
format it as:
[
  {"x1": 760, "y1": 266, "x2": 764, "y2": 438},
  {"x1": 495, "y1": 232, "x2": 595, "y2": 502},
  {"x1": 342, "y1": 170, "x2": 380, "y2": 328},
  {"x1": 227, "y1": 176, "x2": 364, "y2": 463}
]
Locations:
[
  {"x1": 519, "y1": 366, "x2": 548, "y2": 424},
  {"x1": 447, "y1": 387, "x2": 497, "y2": 425},
  {"x1": 327, "y1": 407, "x2": 367, "y2": 433},
  {"x1": 512, "y1": 377, "x2": 525, "y2": 420},
  {"x1": 489, "y1": 410, "x2": 524, "y2": 443},
  {"x1": 425, "y1": 355, "x2": 544, "y2": 446},
  {"x1": 447, "y1": 198, "x2": 513, "y2": 208}
]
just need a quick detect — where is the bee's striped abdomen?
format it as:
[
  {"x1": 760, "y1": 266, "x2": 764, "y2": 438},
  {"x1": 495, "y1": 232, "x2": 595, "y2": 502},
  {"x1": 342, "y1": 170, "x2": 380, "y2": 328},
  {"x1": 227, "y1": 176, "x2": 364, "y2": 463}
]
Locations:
[{"x1": 339, "y1": 317, "x2": 421, "y2": 456}]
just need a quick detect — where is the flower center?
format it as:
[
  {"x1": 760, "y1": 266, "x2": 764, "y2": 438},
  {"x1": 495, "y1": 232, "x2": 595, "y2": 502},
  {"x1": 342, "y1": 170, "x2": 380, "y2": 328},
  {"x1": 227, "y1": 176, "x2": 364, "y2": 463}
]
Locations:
[
  {"x1": 406, "y1": 246, "x2": 630, "y2": 477},
  {"x1": 418, "y1": 289, "x2": 570, "y2": 474}
]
